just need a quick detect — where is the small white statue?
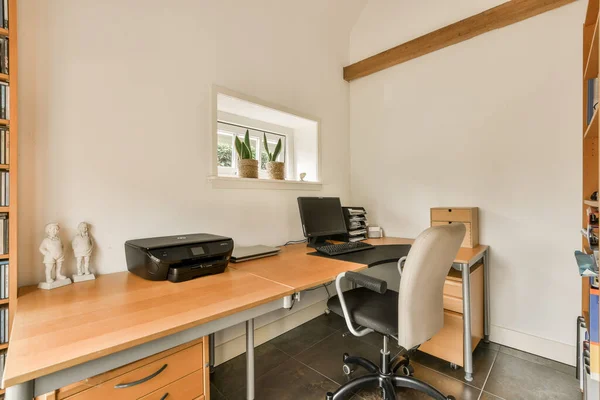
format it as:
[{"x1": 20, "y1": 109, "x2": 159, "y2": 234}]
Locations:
[
  {"x1": 38, "y1": 223, "x2": 72, "y2": 290},
  {"x1": 72, "y1": 222, "x2": 96, "y2": 283}
]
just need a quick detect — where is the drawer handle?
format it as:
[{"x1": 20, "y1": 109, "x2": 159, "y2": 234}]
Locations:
[
  {"x1": 114, "y1": 364, "x2": 168, "y2": 389},
  {"x1": 160, "y1": 393, "x2": 169, "y2": 400}
]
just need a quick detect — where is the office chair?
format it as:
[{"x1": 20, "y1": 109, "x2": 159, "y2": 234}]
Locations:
[{"x1": 325, "y1": 224, "x2": 466, "y2": 400}]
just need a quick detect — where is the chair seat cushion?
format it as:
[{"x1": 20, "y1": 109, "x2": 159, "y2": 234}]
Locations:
[{"x1": 327, "y1": 288, "x2": 399, "y2": 336}]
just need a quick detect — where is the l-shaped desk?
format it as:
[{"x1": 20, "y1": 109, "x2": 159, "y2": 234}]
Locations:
[{"x1": 2, "y1": 238, "x2": 489, "y2": 400}]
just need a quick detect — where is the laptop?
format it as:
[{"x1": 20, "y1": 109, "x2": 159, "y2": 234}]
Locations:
[{"x1": 230, "y1": 245, "x2": 280, "y2": 263}]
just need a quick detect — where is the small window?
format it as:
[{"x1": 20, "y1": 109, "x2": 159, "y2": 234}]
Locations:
[
  {"x1": 212, "y1": 87, "x2": 320, "y2": 182},
  {"x1": 216, "y1": 122, "x2": 287, "y2": 179}
]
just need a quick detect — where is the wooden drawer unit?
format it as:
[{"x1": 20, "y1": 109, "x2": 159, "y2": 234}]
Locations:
[
  {"x1": 420, "y1": 263, "x2": 484, "y2": 366},
  {"x1": 37, "y1": 337, "x2": 210, "y2": 400},
  {"x1": 443, "y1": 279, "x2": 463, "y2": 299},
  {"x1": 431, "y1": 207, "x2": 479, "y2": 248},
  {"x1": 443, "y1": 294, "x2": 463, "y2": 314}
]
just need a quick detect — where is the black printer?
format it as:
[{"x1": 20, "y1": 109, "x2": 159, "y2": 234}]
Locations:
[{"x1": 125, "y1": 233, "x2": 234, "y2": 283}]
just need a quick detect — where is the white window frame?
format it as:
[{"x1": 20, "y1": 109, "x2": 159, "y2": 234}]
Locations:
[
  {"x1": 210, "y1": 85, "x2": 322, "y2": 189},
  {"x1": 216, "y1": 121, "x2": 290, "y2": 179}
]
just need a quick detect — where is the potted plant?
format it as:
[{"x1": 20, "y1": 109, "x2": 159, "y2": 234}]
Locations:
[
  {"x1": 263, "y1": 133, "x2": 284, "y2": 180},
  {"x1": 234, "y1": 130, "x2": 258, "y2": 178}
]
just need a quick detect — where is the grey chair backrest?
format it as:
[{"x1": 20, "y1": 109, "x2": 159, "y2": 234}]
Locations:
[{"x1": 397, "y1": 223, "x2": 466, "y2": 350}]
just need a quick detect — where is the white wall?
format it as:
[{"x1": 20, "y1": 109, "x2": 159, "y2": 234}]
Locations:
[
  {"x1": 349, "y1": 0, "x2": 585, "y2": 364},
  {"x1": 18, "y1": 0, "x2": 366, "y2": 285},
  {"x1": 18, "y1": 0, "x2": 365, "y2": 363}
]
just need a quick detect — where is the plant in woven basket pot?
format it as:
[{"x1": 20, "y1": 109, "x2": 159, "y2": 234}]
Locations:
[
  {"x1": 263, "y1": 133, "x2": 284, "y2": 180},
  {"x1": 234, "y1": 130, "x2": 259, "y2": 178}
]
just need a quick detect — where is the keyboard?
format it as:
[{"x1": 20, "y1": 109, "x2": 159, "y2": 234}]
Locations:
[{"x1": 316, "y1": 241, "x2": 375, "y2": 256}]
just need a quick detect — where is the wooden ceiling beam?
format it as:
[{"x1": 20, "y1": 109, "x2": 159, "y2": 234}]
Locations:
[{"x1": 344, "y1": 0, "x2": 577, "y2": 82}]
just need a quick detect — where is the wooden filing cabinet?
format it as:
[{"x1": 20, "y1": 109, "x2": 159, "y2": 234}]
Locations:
[
  {"x1": 36, "y1": 337, "x2": 209, "y2": 400},
  {"x1": 419, "y1": 263, "x2": 484, "y2": 367},
  {"x1": 431, "y1": 207, "x2": 479, "y2": 248}
]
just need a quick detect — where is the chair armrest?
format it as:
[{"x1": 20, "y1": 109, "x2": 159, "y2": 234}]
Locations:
[
  {"x1": 397, "y1": 256, "x2": 407, "y2": 277},
  {"x1": 335, "y1": 272, "x2": 379, "y2": 337},
  {"x1": 345, "y1": 271, "x2": 387, "y2": 294}
]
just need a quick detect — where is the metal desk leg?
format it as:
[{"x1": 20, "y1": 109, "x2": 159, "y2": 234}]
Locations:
[
  {"x1": 246, "y1": 319, "x2": 255, "y2": 400},
  {"x1": 6, "y1": 381, "x2": 33, "y2": 400},
  {"x1": 483, "y1": 249, "x2": 490, "y2": 343},
  {"x1": 209, "y1": 333, "x2": 216, "y2": 373},
  {"x1": 461, "y1": 263, "x2": 474, "y2": 382}
]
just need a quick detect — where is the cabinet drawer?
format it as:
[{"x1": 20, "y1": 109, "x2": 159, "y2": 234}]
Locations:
[
  {"x1": 432, "y1": 221, "x2": 472, "y2": 248},
  {"x1": 443, "y1": 279, "x2": 463, "y2": 299},
  {"x1": 431, "y1": 208, "x2": 473, "y2": 223},
  {"x1": 139, "y1": 369, "x2": 204, "y2": 400},
  {"x1": 69, "y1": 343, "x2": 203, "y2": 400},
  {"x1": 443, "y1": 295, "x2": 462, "y2": 314}
]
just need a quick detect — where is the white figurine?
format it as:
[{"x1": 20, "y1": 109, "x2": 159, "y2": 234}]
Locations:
[
  {"x1": 38, "y1": 223, "x2": 72, "y2": 290},
  {"x1": 72, "y1": 222, "x2": 96, "y2": 283},
  {"x1": 300, "y1": 172, "x2": 307, "y2": 182}
]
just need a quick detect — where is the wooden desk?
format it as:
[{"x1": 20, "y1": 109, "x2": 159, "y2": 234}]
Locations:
[
  {"x1": 3, "y1": 269, "x2": 294, "y2": 399},
  {"x1": 4, "y1": 237, "x2": 489, "y2": 399}
]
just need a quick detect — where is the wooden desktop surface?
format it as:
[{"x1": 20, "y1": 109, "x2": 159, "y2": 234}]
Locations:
[
  {"x1": 231, "y1": 238, "x2": 488, "y2": 286},
  {"x1": 4, "y1": 237, "x2": 488, "y2": 389},
  {"x1": 364, "y1": 237, "x2": 488, "y2": 265},
  {"x1": 3, "y1": 269, "x2": 294, "y2": 388},
  {"x1": 229, "y1": 241, "x2": 367, "y2": 291}
]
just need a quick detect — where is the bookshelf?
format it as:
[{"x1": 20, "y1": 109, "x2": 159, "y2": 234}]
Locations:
[
  {"x1": 582, "y1": 0, "x2": 600, "y2": 394},
  {"x1": 0, "y1": 0, "x2": 16, "y2": 384},
  {"x1": 583, "y1": 0, "x2": 599, "y2": 334}
]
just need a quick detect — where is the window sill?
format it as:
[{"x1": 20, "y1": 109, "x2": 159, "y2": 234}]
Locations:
[{"x1": 208, "y1": 175, "x2": 323, "y2": 190}]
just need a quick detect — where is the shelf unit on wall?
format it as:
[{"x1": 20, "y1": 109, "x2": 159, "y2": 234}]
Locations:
[
  {"x1": 582, "y1": 0, "x2": 599, "y2": 396},
  {"x1": 583, "y1": 0, "x2": 599, "y2": 337}
]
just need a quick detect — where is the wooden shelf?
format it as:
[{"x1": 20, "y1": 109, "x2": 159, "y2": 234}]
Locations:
[
  {"x1": 585, "y1": 109, "x2": 598, "y2": 140},
  {"x1": 0, "y1": 73, "x2": 8, "y2": 83},
  {"x1": 0, "y1": 254, "x2": 10, "y2": 260},
  {"x1": 0, "y1": 28, "x2": 8, "y2": 38},
  {"x1": 0, "y1": 207, "x2": 10, "y2": 212},
  {"x1": 585, "y1": 199, "x2": 599, "y2": 207},
  {"x1": 585, "y1": 17, "x2": 599, "y2": 80},
  {"x1": 0, "y1": 299, "x2": 9, "y2": 306},
  {"x1": 0, "y1": 343, "x2": 9, "y2": 350},
  {"x1": 0, "y1": 119, "x2": 9, "y2": 126}
]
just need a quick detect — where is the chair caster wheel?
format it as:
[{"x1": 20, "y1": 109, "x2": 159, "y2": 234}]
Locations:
[
  {"x1": 449, "y1": 362, "x2": 459, "y2": 370},
  {"x1": 447, "y1": 396, "x2": 456, "y2": 400},
  {"x1": 324, "y1": 308, "x2": 331, "y2": 315},
  {"x1": 342, "y1": 364, "x2": 354, "y2": 376},
  {"x1": 401, "y1": 364, "x2": 414, "y2": 376}
]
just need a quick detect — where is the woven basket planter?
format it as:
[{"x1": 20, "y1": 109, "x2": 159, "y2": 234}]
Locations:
[
  {"x1": 238, "y1": 159, "x2": 259, "y2": 178},
  {"x1": 267, "y1": 161, "x2": 285, "y2": 180}
]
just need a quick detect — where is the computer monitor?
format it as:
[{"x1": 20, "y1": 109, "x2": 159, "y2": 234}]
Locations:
[{"x1": 297, "y1": 197, "x2": 347, "y2": 248}]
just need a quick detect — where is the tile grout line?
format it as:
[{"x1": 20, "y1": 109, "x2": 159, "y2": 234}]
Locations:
[
  {"x1": 477, "y1": 348, "x2": 499, "y2": 400},
  {"x1": 286, "y1": 325, "x2": 346, "y2": 359}
]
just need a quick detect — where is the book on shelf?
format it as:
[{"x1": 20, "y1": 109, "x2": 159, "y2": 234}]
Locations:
[
  {"x1": 0, "y1": 82, "x2": 8, "y2": 120},
  {"x1": 3, "y1": 0, "x2": 7, "y2": 29},
  {"x1": 0, "y1": 170, "x2": 9, "y2": 206},
  {"x1": 0, "y1": 37, "x2": 8, "y2": 75},
  {"x1": 589, "y1": 78, "x2": 599, "y2": 125},
  {"x1": 0, "y1": 213, "x2": 8, "y2": 255},
  {"x1": 0, "y1": 261, "x2": 8, "y2": 299}
]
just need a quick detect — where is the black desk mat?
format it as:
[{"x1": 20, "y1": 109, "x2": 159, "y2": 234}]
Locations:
[{"x1": 308, "y1": 244, "x2": 411, "y2": 268}]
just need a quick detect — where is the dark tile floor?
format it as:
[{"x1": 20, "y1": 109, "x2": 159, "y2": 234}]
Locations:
[{"x1": 211, "y1": 313, "x2": 580, "y2": 399}]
